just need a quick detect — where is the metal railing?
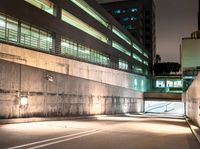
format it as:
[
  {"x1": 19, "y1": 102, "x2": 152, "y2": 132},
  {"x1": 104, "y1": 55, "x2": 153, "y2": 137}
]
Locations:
[{"x1": 0, "y1": 26, "x2": 52, "y2": 52}]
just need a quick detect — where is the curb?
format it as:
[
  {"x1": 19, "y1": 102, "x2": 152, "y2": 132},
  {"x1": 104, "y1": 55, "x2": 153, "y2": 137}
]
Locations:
[
  {"x1": 0, "y1": 116, "x2": 98, "y2": 125},
  {"x1": 186, "y1": 118, "x2": 200, "y2": 144}
]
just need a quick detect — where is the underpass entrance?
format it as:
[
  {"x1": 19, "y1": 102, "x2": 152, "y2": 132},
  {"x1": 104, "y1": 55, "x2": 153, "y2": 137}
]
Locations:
[{"x1": 144, "y1": 101, "x2": 185, "y2": 116}]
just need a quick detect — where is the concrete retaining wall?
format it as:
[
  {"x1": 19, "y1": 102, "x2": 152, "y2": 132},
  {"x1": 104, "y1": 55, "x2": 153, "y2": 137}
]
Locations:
[
  {"x1": 183, "y1": 73, "x2": 200, "y2": 127},
  {"x1": 0, "y1": 43, "x2": 149, "y2": 91},
  {"x1": 144, "y1": 92, "x2": 182, "y2": 101},
  {"x1": 0, "y1": 60, "x2": 143, "y2": 118}
]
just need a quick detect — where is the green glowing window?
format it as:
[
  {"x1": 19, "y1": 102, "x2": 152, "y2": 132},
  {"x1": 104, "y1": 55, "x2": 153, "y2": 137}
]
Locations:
[
  {"x1": 78, "y1": 44, "x2": 90, "y2": 60},
  {"x1": 25, "y1": 0, "x2": 55, "y2": 15},
  {"x1": 20, "y1": 23, "x2": 53, "y2": 51},
  {"x1": 114, "y1": 9, "x2": 121, "y2": 14},
  {"x1": 135, "y1": 66, "x2": 143, "y2": 74},
  {"x1": 112, "y1": 41, "x2": 131, "y2": 56},
  {"x1": 61, "y1": 38, "x2": 78, "y2": 57},
  {"x1": 70, "y1": 0, "x2": 109, "y2": 27},
  {"x1": 61, "y1": 9, "x2": 108, "y2": 44},
  {"x1": 61, "y1": 36, "x2": 110, "y2": 66},
  {"x1": 122, "y1": 17, "x2": 129, "y2": 22},
  {"x1": 0, "y1": 14, "x2": 18, "y2": 42},
  {"x1": 6, "y1": 18, "x2": 18, "y2": 42},
  {"x1": 112, "y1": 26, "x2": 131, "y2": 45},
  {"x1": 144, "y1": 61, "x2": 148, "y2": 66},
  {"x1": 134, "y1": 79, "x2": 137, "y2": 86},
  {"x1": 119, "y1": 59, "x2": 128, "y2": 70},
  {"x1": 144, "y1": 52, "x2": 149, "y2": 58},
  {"x1": 0, "y1": 13, "x2": 53, "y2": 51},
  {"x1": 131, "y1": 16, "x2": 137, "y2": 21},
  {"x1": 131, "y1": 8, "x2": 138, "y2": 13},
  {"x1": 0, "y1": 15, "x2": 6, "y2": 39},
  {"x1": 141, "y1": 80, "x2": 144, "y2": 87},
  {"x1": 132, "y1": 43, "x2": 143, "y2": 54},
  {"x1": 132, "y1": 53, "x2": 142, "y2": 62},
  {"x1": 125, "y1": 25, "x2": 133, "y2": 30}
]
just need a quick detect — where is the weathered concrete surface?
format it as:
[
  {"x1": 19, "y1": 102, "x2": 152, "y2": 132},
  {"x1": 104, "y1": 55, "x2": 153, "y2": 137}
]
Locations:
[
  {"x1": 183, "y1": 73, "x2": 200, "y2": 127},
  {"x1": 144, "y1": 92, "x2": 182, "y2": 101},
  {"x1": 0, "y1": 116, "x2": 199, "y2": 149},
  {"x1": 0, "y1": 60, "x2": 143, "y2": 118},
  {"x1": 0, "y1": 43, "x2": 149, "y2": 91}
]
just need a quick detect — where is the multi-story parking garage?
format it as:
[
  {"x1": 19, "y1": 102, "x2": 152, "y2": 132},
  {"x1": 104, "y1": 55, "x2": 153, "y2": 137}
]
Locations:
[{"x1": 0, "y1": 0, "x2": 152, "y2": 118}]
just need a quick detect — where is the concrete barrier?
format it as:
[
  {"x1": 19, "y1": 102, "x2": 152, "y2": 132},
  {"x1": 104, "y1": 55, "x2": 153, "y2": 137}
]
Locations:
[
  {"x1": 144, "y1": 92, "x2": 182, "y2": 101},
  {"x1": 0, "y1": 60, "x2": 143, "y2": 118},
  {"x1": 184, "y1": 73, "x2": 200, "y2": 127}
]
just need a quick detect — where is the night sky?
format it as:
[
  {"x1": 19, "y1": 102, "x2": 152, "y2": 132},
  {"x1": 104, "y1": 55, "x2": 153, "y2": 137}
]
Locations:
[{"x1": 97, "y1": 0, "x2": 198, "y2": 63}]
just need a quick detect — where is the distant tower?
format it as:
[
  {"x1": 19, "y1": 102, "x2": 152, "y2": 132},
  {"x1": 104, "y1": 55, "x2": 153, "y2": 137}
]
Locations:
[
  {"x1": 191, "y1": 0, "x2": 200, "y2": 38},
  {"x1": 198, "y1": 0, "x2": 200, "y2": 30}
]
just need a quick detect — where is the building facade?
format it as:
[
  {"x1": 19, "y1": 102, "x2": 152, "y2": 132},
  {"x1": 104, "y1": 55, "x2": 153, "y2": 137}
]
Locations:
[
  {"x1": 0, "y1": 0, "x2": 151, "y2": 118},
  {"x1": 0, "y1": 0, "x2": 150, "y2": 76},
  {"x1": 101, "y1": 0, "x2": 156, "y2": 66}
]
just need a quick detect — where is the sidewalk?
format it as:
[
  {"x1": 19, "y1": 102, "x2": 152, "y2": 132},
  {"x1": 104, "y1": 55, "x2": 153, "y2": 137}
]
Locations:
[{"x1": 186, "y1": 119, "x2": 200, "y2": 144}]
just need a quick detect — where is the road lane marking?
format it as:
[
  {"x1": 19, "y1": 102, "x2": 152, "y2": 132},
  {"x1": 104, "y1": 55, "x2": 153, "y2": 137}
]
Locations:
[
  {"x1": 7, "y1": 125, "x2": 115, "y2": 149},
  {"x1": 28, "y1": 129, "x2": 105, "y2": 149},
  {"x1": 6, "y1": 129, "x2": 99, "y2": 149}
]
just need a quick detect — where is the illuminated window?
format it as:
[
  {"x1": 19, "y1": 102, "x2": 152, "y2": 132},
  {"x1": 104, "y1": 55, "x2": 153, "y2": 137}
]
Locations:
[
  {"x1": 70, "y1": 0, "x2": 109, "y2": 27},
  {"x1": 0, "y1": 13, "x2": 18, "y2": 42},
  {"x1": 20, "y1": 23, "x2": 53, "y2": 51},
  {"x1": 144, "y1": 52, "x2": 149, "y2": 58},
  {"x1": 114, "y1": 9, "x2": 121, "y2": 14},
  {"x1": 131, "y1": 16, "x2": 137, "y2": 21},
  {"x1": 143, "y1": 61, "x2": 148, "y2": 66},
  {"x1": 119, "y1": 59, "x2": 128, "y2": 70},
  {"x1": 0, "y1": 15, "x2": 6, "y2": 39},
  {"x1": 112, "y1": 26, "x2": 131, "y2": 45},
  {"x1": 134, "y1": 79, "x2": 137, "y2": 86},
  {"x1": 0, "y1": 13, "x2": 53, "y2": 52},
  {"x1": 125, "y1": 25, "x2": 133, "y2": 30},
  {"x1": 6, "y1": 18, "x2": 18, "y2": 42},
  {"x1": 61, "y1": 37, "x2": 110, "y2": 66},
  {"x1": 134, "y1": 66, "x2": 143, "y2": 74},
  {"x1": 112, "y1": 41, "x2": 131, "y2": 56},
  {"x1": 61, "y1": 9, "x2": 108, "y2": 44},
  {"x1": 25, "y1": 0, "x2": 55, "y2": 15},
  {"x1": 132, "y1": 43, "x2": 143, "y2": 54},
  {"x1": 131, "y1": 8, "x2": 138, "y2": 13},
  {"x1": 141, "y1": 80, "x2": 144, "y2": 87},
  {"x1": 78, "y1": 44, "x2": 90, "y2": 60},
  {"x1": 122, "y1": 17, "x2": 129, "y2": 22},
  {"x1": 132, "y1": 53, "x2": 142, "y2": 62},
  {"x1": 156, "y1": 80, "x2": 165, "y2": 88},
  {"x1": 122, "y1": 10, "x2": 127, "y2": 13},
  {"x1": 61, "y1": 38, "x2": 78, "y2": 57}
]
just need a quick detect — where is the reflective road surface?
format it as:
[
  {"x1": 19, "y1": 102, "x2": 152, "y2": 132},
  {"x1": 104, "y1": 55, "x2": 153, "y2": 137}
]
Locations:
[{"x1": 0, "y1": 115, "x2": 199, "y2": 149}]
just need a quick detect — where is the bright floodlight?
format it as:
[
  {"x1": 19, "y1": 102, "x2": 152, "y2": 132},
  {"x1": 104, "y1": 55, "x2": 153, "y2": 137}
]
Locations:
[{"x1": 20, "y1": 96, "x2": 28, "y2": 106}]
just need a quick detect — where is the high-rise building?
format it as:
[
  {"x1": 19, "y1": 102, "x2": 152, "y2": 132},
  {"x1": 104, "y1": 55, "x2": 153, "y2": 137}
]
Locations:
[
  {"x1": 100, "y1": 0, "x2": 156, "y2": 65},
  {"x1": 198, "y1": 0, "x2": 200, "y2": 30}
]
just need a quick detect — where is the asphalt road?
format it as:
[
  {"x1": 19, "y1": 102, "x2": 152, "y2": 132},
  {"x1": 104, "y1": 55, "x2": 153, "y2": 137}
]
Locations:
[{"x1": 0, "y1": 115, "x2": 199, "y2": 149}]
